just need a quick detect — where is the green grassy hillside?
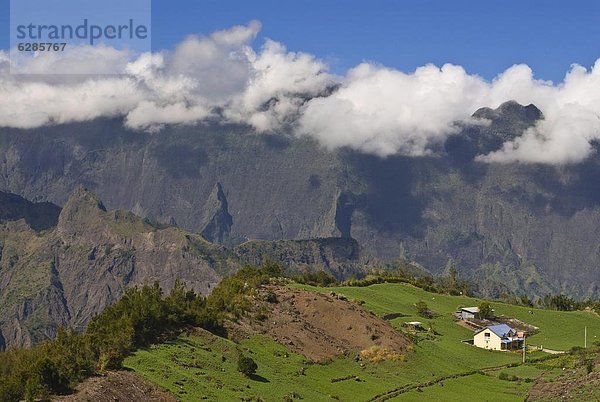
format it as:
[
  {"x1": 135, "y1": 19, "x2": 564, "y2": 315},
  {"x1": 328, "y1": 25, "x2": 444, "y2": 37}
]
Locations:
[
  {"x1": 299, "y1": 283, "x2": 599, "y2": 351},
  {"x1": 124, "y1": 283, "x2": 599, "y2": 401},
  {"x1": 125, "y1": 334, "x2": 408, "y2": 401},
  {"x1": 124, "y1": 333, "x2": 536, "y2": 402}
]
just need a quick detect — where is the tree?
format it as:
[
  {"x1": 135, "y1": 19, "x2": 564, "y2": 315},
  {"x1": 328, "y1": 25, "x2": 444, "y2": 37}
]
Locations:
[
  {"x1": 448, "y1": 265, "x2": 458, "y2": 287},
  {"x1": 546, "y1": 294, "x2": 577, "y2": 311},
  {"x1": 261, "y1": 260, "x2": 283, "y2": 278},
  {"x1": 478, "y1": 302, "x2": 494, "y2": 319},
  {"x1": 237, "y1": 355, "x2": 258, "y2": 377},
  {"x1": 519, "y1": 295, "x2": 534, "y2": 307},
  {"x1": 265, "y1": 291, "x2": 278, "y2": 304}
]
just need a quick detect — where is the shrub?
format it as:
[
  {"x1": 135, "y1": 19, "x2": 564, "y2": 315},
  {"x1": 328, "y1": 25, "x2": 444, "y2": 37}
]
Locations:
[
  {"x1": 208, "y1": 262, "x2": 284, "y2": 318},
  {"x1": 498, "y1": 372, "x2": 519, "y2": 381},
  {"x1": 283, "y1": 391, "x2": 302, "y2": 401},
  {"x1": 543, "y1": 294, "x2": 578, "y2": 311},
  {"x1": 255, "y1": 313, "x2": 268, "y2": 322},
  {"x1": 237, "y1": 355, "x2": 258, "y2": 377},
  {"x1": 0, "y1": 329, "x2": 95, "y2": 402},
  {"x1": 586, "y1": 359, "x2": 594, "y2": 374},
  {"x1": 359, "y1": 346, "x2": 405, "y2": 362},
  {"x1": 415, "y1": 301, "x2": 434, "y2": 318}
]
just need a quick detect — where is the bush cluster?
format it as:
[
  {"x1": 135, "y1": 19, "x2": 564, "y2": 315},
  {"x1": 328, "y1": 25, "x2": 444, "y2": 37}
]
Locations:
[
  {"x1": 415, "y1": 300, "x2": 436, "y2": 319},
  {"x1": 291, "y1": 270, "x2": 337, "y2": 287},
  {"x1": 341, "y1": 268, "x2": 472, "y2": 297},
  {"x1": 0, "y1": 280, "x2": 217, "y2": 401},
  {"x1": 540, "y1": 294, "x2": 600, "y2": 313}
]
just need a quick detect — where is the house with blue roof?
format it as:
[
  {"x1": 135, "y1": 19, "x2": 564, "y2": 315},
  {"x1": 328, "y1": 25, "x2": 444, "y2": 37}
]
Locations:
[{"x1": 473, "y1": 324, "x2": 525, "y2": 351}]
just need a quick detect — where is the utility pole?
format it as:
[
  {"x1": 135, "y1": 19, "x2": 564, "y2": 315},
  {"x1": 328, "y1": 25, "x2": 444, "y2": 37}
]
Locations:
[{"x1": 522, "y1": 336, "x2": 526, "y2": 363}]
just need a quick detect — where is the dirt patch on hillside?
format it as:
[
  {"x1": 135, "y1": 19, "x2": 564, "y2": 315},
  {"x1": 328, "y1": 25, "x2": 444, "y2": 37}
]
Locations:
[
  {"x1": 527, "y1": 371, "x2": 600, "y2": 401},
  {"x1": 53, "y1": 370, "x2": 175, "y2": 402},
  {"x1": 226, "y1": 286, "x2": 411, "y2": 362}
]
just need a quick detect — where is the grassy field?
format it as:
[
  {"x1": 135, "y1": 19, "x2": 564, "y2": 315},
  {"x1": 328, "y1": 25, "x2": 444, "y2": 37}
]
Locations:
[
  {"x1": 299, "y1": 283, "x2": 600, "y2": 351},
  {"x1": 124, "y1": 332, "x2": 546, "y2": 402},
  {"x1": 124, "y1": 333, "x2": 430, "y2": 401},
  {"x1": 125, "y1": 283, "x2": 600, "y2": 401},
  {"x1": 396, "y1": 373, "x2": 530, "y2": 402}
]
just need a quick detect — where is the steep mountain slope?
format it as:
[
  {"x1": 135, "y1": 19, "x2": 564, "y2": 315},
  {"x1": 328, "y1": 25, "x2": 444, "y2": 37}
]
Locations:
[
  {"x1": 0, "y1": 187, "x2": 238, "y2": 349},
  {"x1": 0, "y1": 188, "x2": 364, "y2": 350},
  {"x1": 1, "y1": 102, "x2": 599, "y2": 298}
]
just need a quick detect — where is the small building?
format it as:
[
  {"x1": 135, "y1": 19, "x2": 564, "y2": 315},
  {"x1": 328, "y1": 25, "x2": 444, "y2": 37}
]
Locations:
[
  {"x1": 404, "y1": 321, "x2": 423, "y2": 330},
  {"x1": 458, "y1": 307, "x2": 480, "y2": 320},
  {"x1": 473, "y1": 324, "x2": 524, "y2": 351}
]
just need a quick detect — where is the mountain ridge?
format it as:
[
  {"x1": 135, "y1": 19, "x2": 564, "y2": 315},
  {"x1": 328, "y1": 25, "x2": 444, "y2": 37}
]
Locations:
[{"x1": 0, "y1": 101, "x2": 599, "y2": 299}]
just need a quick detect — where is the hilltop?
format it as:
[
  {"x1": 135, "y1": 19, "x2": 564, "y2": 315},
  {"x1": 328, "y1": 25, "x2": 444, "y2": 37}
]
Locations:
[{"x1": 224, "y1": 285, "x2": 411, "y2": 362}]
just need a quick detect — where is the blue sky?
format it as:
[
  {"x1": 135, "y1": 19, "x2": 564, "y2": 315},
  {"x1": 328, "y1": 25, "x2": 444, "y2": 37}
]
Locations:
[{"x1": 1, "y1": 0, "x2": 600, "y2": 81}]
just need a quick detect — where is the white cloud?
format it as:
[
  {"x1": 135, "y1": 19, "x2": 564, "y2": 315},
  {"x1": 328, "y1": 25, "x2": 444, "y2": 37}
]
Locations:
[
  {"x1": 300, "y1": 61, "x2": 600, "y2": 163},
  {"x1": 299, "y1": 63, "x2": 489, "y2": 156},
  {"x1": 165, "y1": 21, "x2": 260, "y2": 102},
  {"x1": 0, "y1": 75, "x2": 142, "y2": 129},
  {"x1": 2, "y1": 22, "x2": 600, "y2": 164},
  {"x1": 224, "y1": 39, "x2": 335, "y2": 131},
  {"x1": 479, "y1": 62, "x2": 600, "y2": 164},
  {"x1": 125, "y1": 101, "x2": 211, "y2": 131}
]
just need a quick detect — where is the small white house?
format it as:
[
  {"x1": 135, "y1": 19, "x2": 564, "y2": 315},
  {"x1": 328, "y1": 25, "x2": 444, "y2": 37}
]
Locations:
[
  {"x1": 458, "y1": 307, "x2": 480, "y2": 320},
  {"x1": 473, "y1": 324, "x2": 524, "y2": 351}
]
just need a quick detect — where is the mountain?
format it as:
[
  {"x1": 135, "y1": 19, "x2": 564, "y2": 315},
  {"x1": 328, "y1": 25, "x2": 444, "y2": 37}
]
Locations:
[
  {"x1": 0, "y1": 187, "x2": 363, "y2": 349},
  {"x1": 0, "y1": 186, "x2": 237, "y2": 349},
  {"x1": 200, "y1": 182, "x2": 234, "y2": 245},
  {"x1": 1, "y1": 101, "x2": 599, "y2": 299}
]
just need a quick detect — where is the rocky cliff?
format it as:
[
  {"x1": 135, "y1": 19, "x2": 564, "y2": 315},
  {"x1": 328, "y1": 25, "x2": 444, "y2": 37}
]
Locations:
[
  {"x1": 0, "y1": 187, "x2": 238, "y2": 349},
  {"x1": 235, "y1": 237, "x2": 364, "y2": 280}
]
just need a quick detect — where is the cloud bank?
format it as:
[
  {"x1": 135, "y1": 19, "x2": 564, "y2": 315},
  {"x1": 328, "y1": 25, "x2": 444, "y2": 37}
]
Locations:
[{"x1": 2, "y1": 21, "x2": 600, "y2": 164}]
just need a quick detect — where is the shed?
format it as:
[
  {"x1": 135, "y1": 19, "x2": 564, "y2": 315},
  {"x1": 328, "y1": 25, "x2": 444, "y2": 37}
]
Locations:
[{"x1": 458, "y1": 307, "x2": 479, "y2": 320}]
